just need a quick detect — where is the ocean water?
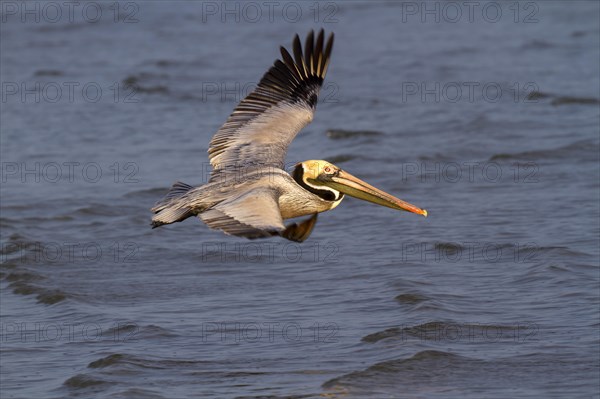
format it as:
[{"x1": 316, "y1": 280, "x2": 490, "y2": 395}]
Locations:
[{"x1": 1, "y1": 1, "x2": 599, "y2": 398}]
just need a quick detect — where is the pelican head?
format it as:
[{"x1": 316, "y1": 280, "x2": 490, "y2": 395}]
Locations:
[{"x1": 294, "y1": 160, "x2": 427, "y2": 216}]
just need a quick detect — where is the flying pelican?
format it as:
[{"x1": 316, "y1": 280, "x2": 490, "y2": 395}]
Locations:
[{"x1": 151, "y1": 30, "x2": 427, "y2": 242}]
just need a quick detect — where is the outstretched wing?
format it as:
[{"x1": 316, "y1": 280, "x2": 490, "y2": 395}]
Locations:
[
  {"x1": 199, "y1": 188, "x2": 286, "y2": 239},
  {"x1": 199, "y1": 190, "x2": 319, "y2": 242},
  {"x1": 208, "y1": 30, "x2": 334, "y2": 181}
]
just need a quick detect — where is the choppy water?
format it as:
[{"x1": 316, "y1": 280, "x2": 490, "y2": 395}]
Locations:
[{"x1": 1, "y1": 1, "x2": 599, "y2": 398}]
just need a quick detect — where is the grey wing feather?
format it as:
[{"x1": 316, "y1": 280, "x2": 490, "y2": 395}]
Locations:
[
  {"x1": 208, "y1": 30, "x2": 334, "y2": 181},
  {"x1": 199, "y1": 189, "x2": 285, "y2": 239}
]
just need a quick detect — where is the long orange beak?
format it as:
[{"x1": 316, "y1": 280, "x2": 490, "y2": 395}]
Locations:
[{"x1": 314, "y1": 170, "x2": 427, "y2": 217}]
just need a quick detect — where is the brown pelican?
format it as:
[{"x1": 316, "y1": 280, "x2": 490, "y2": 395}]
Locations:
[{"x1": 151, "y1": 30, "x2": 427, "y2": 242}]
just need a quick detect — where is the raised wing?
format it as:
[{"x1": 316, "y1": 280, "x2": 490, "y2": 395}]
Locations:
[{"x1": 208, "y1": 30, "x2": 334, "y2": 181}]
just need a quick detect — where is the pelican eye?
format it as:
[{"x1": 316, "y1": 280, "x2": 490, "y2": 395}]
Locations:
[{"x1": 323, "y1": 166, "x2": 333, "y2": 174}]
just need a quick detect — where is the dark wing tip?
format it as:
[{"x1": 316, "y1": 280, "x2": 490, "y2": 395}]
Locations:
[
  {"x1": 215, "y1": 30, "x2": 335, "y2": 145},
  {"x1": 250, "y1": 31, "x2": 335, "y2": 110},
  {"x1": 305, "y1": 30, "x2": 315, "y2": 74},
  {"x1": 292, "y1": 34, "x2": 306, "y2": 77},
  {"x1": 322, "y1": 32, "x2": 334, "y2": 78}
]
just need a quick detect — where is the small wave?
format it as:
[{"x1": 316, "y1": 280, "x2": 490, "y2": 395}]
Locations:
[
  {"x1": 123, "y1": 187, "x2": 173, "y2": 199},
  {"x1": 103, "y1": 323, "x2": 138, "y2": 339},
  {"x1": 74, "y1": 203, "x2": 125, "y2": 217},
  {"x1": 36, "y1": 21, "x2": 90, "y2": 33},
  {"x1": 1, "y1": 215, "x2": 73, "y2": 225},
  {"x1": 99, "y1": 324, "x2": 177, "y2": 343},
  {"x1": 88, "y1": 353, "x2": 127, "y2": 369},
  {"x1": 151, "y1": 58, "x2": 209, "y2": 69},
  {"x1": 438, "y1": 46, "x2": 479, "y2": 56},
  {"x1": 87, "y1": 353, "x2": 158, "y2": 369},
  {"x1": 551, "y1": 96, "x2": 600, "y2": 106},
  {"x1": 36, "y1": 290, "x2": 67, "y2": 304},
  {"x1": 521, "y1": 39, "x2": 556, "y2": 50},
  {"x1": 0, "y1": 218, "x2": 13, "y2": 230},
  {"x1": 2, "y1": 251, "x2": 68, "y2": 305},
  {"x1": 123, "y1": 73, "x2": 170, "y2": 94},
  {"x1": 234, "y1": 394, "x2": 315, "y2": 399},
  {"x1": 412, "y1": 301, "x2": 461, "y2": 312},
  {"x1": 8, "y1": 281, "x2": 37, "y2": 296},
  {"x1": 224, "y1": 371, "x2": 268, "y2": 378},
  {"x1": 526, "y1": 90, "x2": 553, "y2": 101},
  {"x1": 88, "y1": 352, "x2": 208, "y2": 371},
  {"x1": 63, "y1": 373, "x2": 108, "y2": 389},
  {"x1": 525, "y1": 90, "x2": 600, "y2": 106},
  {"x1": 1, "y1": 233, "x2": 37, "y2": 254},
  {"x1": 324, "y1": 351, "x2": 596, "y2": 395},
  {"x1": 434, "y1": 242, "x2": 465, "y2": 253},
  {"x1": 571, "y1": 30, "x2": 588, "y2": 38},
  {"x1": 8, "y1": 281, "x2": 67, "y2": 304},
  {"x1": 417, "y1": 152, "x2": 456, "y2": 162},
  {"x1": 394, "y1": 293, "x2": 428, "y2": 305},
  {"x1": 491, "y1": 245, "x2": 593, "y2": 272},
  {"x1": 25, "y1": 39, "x2": 69, "y2": 48},
  {"x1": 323, "y1": 350, "x2": 465, "y2": 389},
  {"x1": 139, "y1": 324, "x2": 178, "y2": 339},
  {"x1": 489, "y1": 140, "x2": 598, "y2": 161},
  {"x1": 518, "y1": 245, "x2": 590, "y2": 259},
  {"x1": 33, "y1": 69, "x2": 63, "y2": 77},
  {"x1": 4, "y1": 271, "x2": 45, "y2": 283},
  {"x1": 362, "y1": 322, "x2": 520, "y2": 343},
  {"x1": 110, "y1": 388, "x2": 166, "y2": 399},
  {"x1": 155, "y1": 59, "x2": 177, "y2": 68},
  {"x1": 326, "y1": 129, "x2": 384, "y2": 140}
]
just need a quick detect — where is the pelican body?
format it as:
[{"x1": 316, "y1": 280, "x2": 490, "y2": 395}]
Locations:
[{"x1": 152, "y1": 30, "x2": 427, "y2": 242}]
